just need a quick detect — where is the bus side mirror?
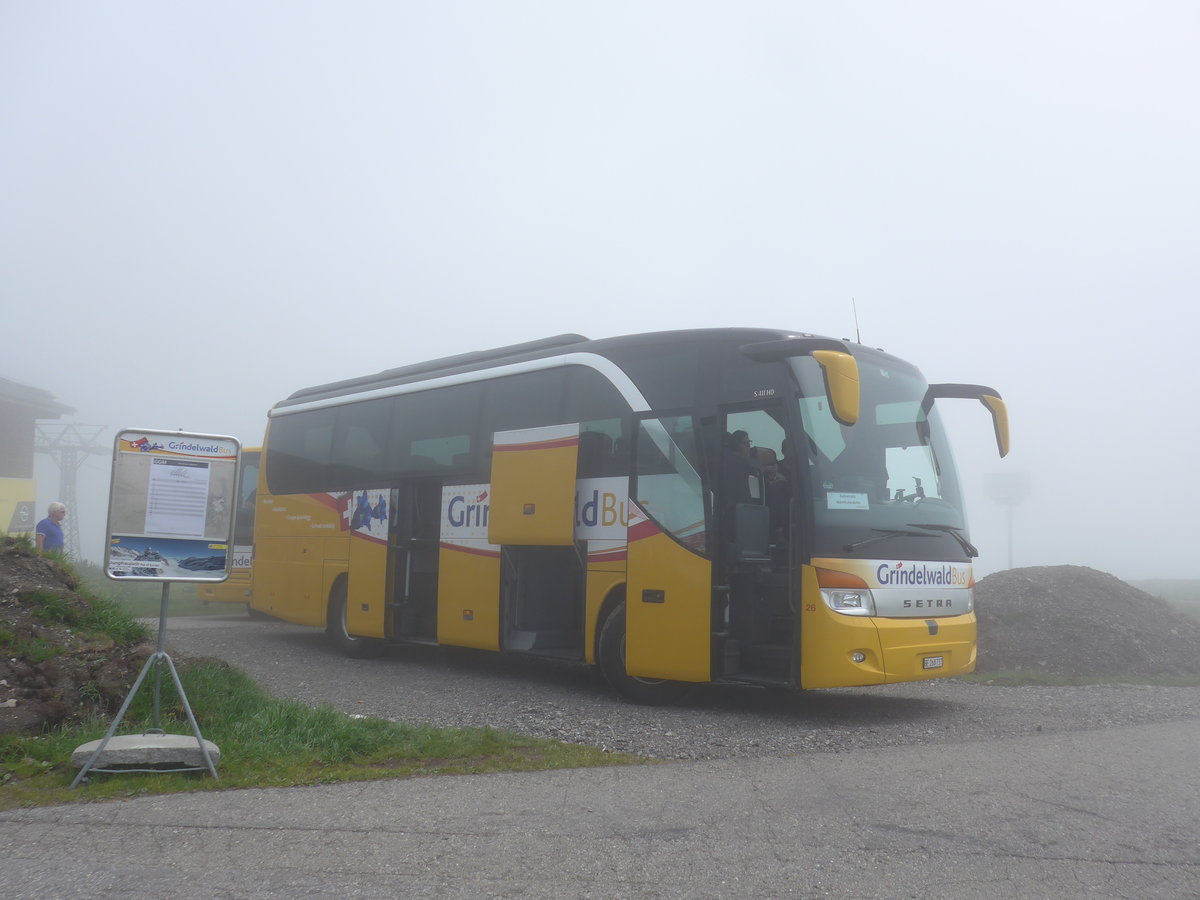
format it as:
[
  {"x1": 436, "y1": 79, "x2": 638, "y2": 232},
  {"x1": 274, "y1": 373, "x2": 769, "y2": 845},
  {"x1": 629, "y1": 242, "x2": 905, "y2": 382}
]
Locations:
[
  {"x1": 981, "y1": 394, "x2": 1010, "y2": 458},
  {"x1": 811, "y1": 350, "x2": 860, "y2": 427},
  {"x1": 924, "y1": 384, "x2": 1010, "y2": 458}
]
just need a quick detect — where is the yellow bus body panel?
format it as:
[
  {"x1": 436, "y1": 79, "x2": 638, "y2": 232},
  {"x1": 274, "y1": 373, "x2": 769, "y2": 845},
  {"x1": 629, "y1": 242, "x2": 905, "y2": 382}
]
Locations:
[
  {"x1": 437, "y1": 545, "x2": 501, "y2": 650},
  {"x1": 252, "y1": 490, "x2": 346, "y2": 627},
  {"x1": 488, "y1": 428, "x2": 578, "y2": 546},
  {"x1": 256, "y1": 536, "x2": 342, "y2": 626},
  {"x1": 800, "y1": 564, "x2": 885, "y2": 689},
  {"x1": 877, "y1": 612, "x2": 976, "y2": 683},
  {"x1": 626, "y1": 530, "x2": 710, "y2": 682},
  {"x1": 799, "y1": 564, "x2": 977, "y2": 688},
  {"x1": 198, "y1": 568, "x2": 253, "y2": 605},
  {"x1": 347, "y1": 535, "x2": 387, "y2": 639}
]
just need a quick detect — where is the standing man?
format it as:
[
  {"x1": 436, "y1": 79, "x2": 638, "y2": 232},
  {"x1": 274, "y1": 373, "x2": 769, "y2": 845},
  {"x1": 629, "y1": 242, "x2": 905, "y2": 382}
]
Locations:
[{"x1": 35, "y1": 501, "x2": 67, "y2": 553}]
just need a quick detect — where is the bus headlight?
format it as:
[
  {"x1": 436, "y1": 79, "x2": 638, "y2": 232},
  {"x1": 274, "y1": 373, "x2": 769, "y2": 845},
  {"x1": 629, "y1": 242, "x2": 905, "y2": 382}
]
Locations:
[{"x1": 821, "y1": 588, "x2": 876, "y2": 616}]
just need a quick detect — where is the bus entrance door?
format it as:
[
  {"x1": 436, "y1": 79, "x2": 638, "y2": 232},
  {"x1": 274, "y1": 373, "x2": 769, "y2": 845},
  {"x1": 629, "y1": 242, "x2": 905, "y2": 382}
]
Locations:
[
  {"x1": 625, "y1": 508, "x2": 711, "y2": 682},
  {"x1": 389, "y1": 483, "x2": 441, "y2": 641},
  {"x1": 719, "y1": 406, "x2": 796, "y2": 684}
]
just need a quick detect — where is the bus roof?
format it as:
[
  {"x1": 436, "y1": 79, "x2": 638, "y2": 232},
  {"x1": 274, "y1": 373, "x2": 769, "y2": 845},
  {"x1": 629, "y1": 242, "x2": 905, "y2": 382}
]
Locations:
[{"x1": 274, "y1": 327, "x2": 873, "y2": 410}]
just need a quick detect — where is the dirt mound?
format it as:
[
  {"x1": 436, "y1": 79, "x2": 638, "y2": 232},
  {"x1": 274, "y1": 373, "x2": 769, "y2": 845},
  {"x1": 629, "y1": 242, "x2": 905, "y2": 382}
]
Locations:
[
  {"x1": 975, "y1": 565, "x2": 1200, "y2": 678},
  {"x1": 0, "y1": 539, "x2": 152, "y2": 735}
]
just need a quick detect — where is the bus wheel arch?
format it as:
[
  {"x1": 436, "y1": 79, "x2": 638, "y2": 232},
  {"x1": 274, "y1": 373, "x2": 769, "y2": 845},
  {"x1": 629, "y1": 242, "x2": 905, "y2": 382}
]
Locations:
[
  {"x1": 597, "y1": 597, "x2": 690, "y2": 705},
  {"x1": 325, "y1": 575, "x2": 384, "y2": 659},
  {"x1": 593, "y1": 586, "x2": 626, "y2": 664}
]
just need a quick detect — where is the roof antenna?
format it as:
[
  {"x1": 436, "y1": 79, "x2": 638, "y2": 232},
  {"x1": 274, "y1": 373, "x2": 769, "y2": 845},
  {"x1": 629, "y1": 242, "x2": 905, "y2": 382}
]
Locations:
[{"x1": 852, "y1": 298, "x2": 862, "y2": 344}]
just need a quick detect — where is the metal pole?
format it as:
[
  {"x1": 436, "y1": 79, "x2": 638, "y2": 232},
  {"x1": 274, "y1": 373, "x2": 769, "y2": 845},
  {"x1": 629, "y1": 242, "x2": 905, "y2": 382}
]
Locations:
[
  {"x1": 151, "y1": 582, "x2": 169, "y2": 732},
  {"x1": 159, "y1": 652, "x2": 219, "y2": 778}
]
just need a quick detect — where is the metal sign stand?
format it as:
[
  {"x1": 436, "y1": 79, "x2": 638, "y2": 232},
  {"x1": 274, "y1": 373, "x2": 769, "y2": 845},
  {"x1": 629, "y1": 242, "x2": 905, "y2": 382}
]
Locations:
[{"x1": 71, "y1": 583, "x2": 218, "y2": 787}]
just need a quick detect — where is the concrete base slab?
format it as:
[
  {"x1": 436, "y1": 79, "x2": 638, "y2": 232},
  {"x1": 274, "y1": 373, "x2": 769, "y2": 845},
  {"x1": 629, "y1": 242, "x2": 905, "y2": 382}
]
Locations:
[{"x1": 72, "y1": 734, "x2": 221, "y2": 770}]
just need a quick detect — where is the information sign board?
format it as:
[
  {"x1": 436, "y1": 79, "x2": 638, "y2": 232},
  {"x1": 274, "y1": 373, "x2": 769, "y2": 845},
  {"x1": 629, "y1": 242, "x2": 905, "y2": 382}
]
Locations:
[{"x1": 104, "y1": 430, "x2": 241, "y2": 582}]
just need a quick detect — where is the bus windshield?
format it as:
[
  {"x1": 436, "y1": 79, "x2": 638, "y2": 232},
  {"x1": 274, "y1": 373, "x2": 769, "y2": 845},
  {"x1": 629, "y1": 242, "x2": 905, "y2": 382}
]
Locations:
[{"x1": 790, "y1": 353, "x2": 970, "y2": 559}]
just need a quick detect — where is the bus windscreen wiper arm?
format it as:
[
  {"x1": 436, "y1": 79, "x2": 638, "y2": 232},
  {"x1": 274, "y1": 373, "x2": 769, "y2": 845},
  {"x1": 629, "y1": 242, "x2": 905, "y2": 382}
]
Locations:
[
  {"x1": 843, "y1": 529, "x2": 934, "y2": 552},
  {"x1": 907, "y1": 523, "x2": 979, "y2": 558}
]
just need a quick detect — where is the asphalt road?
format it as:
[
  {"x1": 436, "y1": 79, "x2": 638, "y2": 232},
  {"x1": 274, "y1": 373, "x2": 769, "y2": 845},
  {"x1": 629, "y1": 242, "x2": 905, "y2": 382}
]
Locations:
[{"x1": 4, "y1": 614, "x2": 1198, "y2": 898}]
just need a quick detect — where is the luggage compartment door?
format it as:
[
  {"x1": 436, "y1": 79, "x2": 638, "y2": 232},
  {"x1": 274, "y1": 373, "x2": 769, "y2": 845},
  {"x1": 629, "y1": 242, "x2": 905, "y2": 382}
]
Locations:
[{"x1": 488, "y1": 424, "x2": 579, "y2": 546}]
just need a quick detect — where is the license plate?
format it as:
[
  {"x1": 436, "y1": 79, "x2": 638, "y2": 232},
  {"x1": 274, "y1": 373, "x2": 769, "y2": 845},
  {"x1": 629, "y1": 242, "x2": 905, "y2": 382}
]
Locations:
[{"x1": 922, "y1": 655, "x2": 944, "y2": 670}]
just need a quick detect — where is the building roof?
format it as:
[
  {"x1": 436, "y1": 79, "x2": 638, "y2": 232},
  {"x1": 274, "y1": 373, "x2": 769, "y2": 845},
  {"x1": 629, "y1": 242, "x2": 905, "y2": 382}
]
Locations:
[{"x1": 0, "y1": 376, "x2": 74, "y2": 419}]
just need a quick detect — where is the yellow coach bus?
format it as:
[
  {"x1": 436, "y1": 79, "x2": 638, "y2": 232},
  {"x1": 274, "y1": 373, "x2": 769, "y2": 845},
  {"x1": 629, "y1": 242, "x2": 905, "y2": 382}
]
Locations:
[{"x1": 252, "y1": 329, "x2": 1008, "y2": 703}]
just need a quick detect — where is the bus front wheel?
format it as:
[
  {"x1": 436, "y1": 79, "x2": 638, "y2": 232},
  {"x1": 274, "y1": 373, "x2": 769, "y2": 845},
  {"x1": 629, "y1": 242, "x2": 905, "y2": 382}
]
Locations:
[
  {"x1": 597, "y1": 601, "x2": 689, "y2": 705},
  {"x1": 325, "y1": 579, "x2": 384, "y2": 659}
]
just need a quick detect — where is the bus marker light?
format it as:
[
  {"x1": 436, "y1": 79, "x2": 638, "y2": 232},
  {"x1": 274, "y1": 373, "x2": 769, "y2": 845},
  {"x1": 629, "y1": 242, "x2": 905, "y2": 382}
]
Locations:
[{"x1": 851, "y1": 651, "x2": 866, "y2": 663}]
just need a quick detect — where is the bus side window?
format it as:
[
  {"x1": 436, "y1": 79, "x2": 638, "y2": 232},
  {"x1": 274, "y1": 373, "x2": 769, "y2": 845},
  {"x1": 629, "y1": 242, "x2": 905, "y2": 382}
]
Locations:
[
  {"x1": 265, "y1": 407, "x2": 335, "y2": 494},
  {"x1": 323, "y1": 397, "x2": 392, "y2": 488},
  {"x1": 565, "y1": 366, "x2": 632, "y2": 477},
  {"x1": 577, "y1": 430, "x2": 614, "y2": 478},
  {"x1": 479, "y1": 370, "x2": 566, "y2": 472},
  {"x1": 635, "y1": 416, "x2": 706, "y2": 551},
  {"x1": 387, "y1": 383, "x2": 481, "y2": 478}
]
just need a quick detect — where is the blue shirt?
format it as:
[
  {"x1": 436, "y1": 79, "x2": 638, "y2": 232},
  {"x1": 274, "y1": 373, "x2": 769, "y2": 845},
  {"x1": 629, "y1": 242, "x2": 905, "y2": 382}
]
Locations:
[{"x1": 36, "y1": 517, "x2": 64, "y2": 552}]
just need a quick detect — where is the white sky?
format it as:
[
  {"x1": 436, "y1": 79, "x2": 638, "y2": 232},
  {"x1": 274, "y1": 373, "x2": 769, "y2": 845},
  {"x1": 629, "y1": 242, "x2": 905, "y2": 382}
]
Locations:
[{"x1": 3, "y1": 2, "x2": 1197, "y2": 579}]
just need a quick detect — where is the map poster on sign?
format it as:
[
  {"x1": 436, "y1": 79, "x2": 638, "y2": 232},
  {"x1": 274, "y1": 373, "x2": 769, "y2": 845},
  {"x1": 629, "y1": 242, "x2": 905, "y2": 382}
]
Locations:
[{"x1": 104, "y1": 430, "x2": 241, "y2": 582}]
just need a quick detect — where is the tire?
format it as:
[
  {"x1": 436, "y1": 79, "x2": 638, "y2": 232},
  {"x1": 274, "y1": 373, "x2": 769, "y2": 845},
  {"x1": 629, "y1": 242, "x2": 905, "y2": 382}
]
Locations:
[
  {"x1": 597, "y1": 601, "x2": 690, "y2": 705},
  {"x1": 325, "y1": 579, "x2": 384, "y2": 659}
]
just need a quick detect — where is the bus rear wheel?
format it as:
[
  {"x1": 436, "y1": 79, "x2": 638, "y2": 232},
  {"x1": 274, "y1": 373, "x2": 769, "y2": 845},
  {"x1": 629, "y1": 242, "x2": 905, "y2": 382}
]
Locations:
[
  {"x1": 598, "y1": 601, "x2": 690, "y2": 705},
  {"x1": 326, "y1": 579, "x2": 384, "y2": 659}
]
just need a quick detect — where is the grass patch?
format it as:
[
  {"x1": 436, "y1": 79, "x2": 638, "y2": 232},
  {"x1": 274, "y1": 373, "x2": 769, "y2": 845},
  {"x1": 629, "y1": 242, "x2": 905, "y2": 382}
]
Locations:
[
  {"x1": 961, "y1": 670, "x2": 1200, "y2": 687},
  {"x1": 0, "y1": 658, "x2": 641, "y2": 808},
  {"x1": 1, "y1": 632, "x2": 59, "y2": 663},
  {"x1": 10, "y1": 590, "x2": 150, "y2": 654},
  {"x1": 81, "y1": 595, "x2": 153, "y2": 644},
  {"x1": 22, "y1": 588, "x2": 149, "y2": 645},
  {"x1": 27, "y1": 589, "x2": 79, "y2": 624}
]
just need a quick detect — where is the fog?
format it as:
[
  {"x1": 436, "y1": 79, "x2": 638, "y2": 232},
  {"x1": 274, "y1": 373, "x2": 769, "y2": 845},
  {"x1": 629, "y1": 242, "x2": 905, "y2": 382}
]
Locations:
[{"x1": 4, "y1": 3, "x2": 1196, "y2": 581}]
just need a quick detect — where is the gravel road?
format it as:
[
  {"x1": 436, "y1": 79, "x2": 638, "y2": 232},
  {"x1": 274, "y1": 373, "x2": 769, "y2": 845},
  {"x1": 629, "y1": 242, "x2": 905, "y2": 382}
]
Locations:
[{"x1": 163, "y1": 613, "x2": 1200, "y2": 760}]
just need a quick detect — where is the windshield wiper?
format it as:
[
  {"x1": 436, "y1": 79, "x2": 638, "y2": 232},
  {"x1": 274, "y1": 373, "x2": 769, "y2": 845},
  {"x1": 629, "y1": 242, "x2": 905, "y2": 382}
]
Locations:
[
  {"x1": 843, "y1": 528, "x2": 934, "y2": 553},
  {"x1": 907, "y1": 523, "x2": 979, "y2": 558}
]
